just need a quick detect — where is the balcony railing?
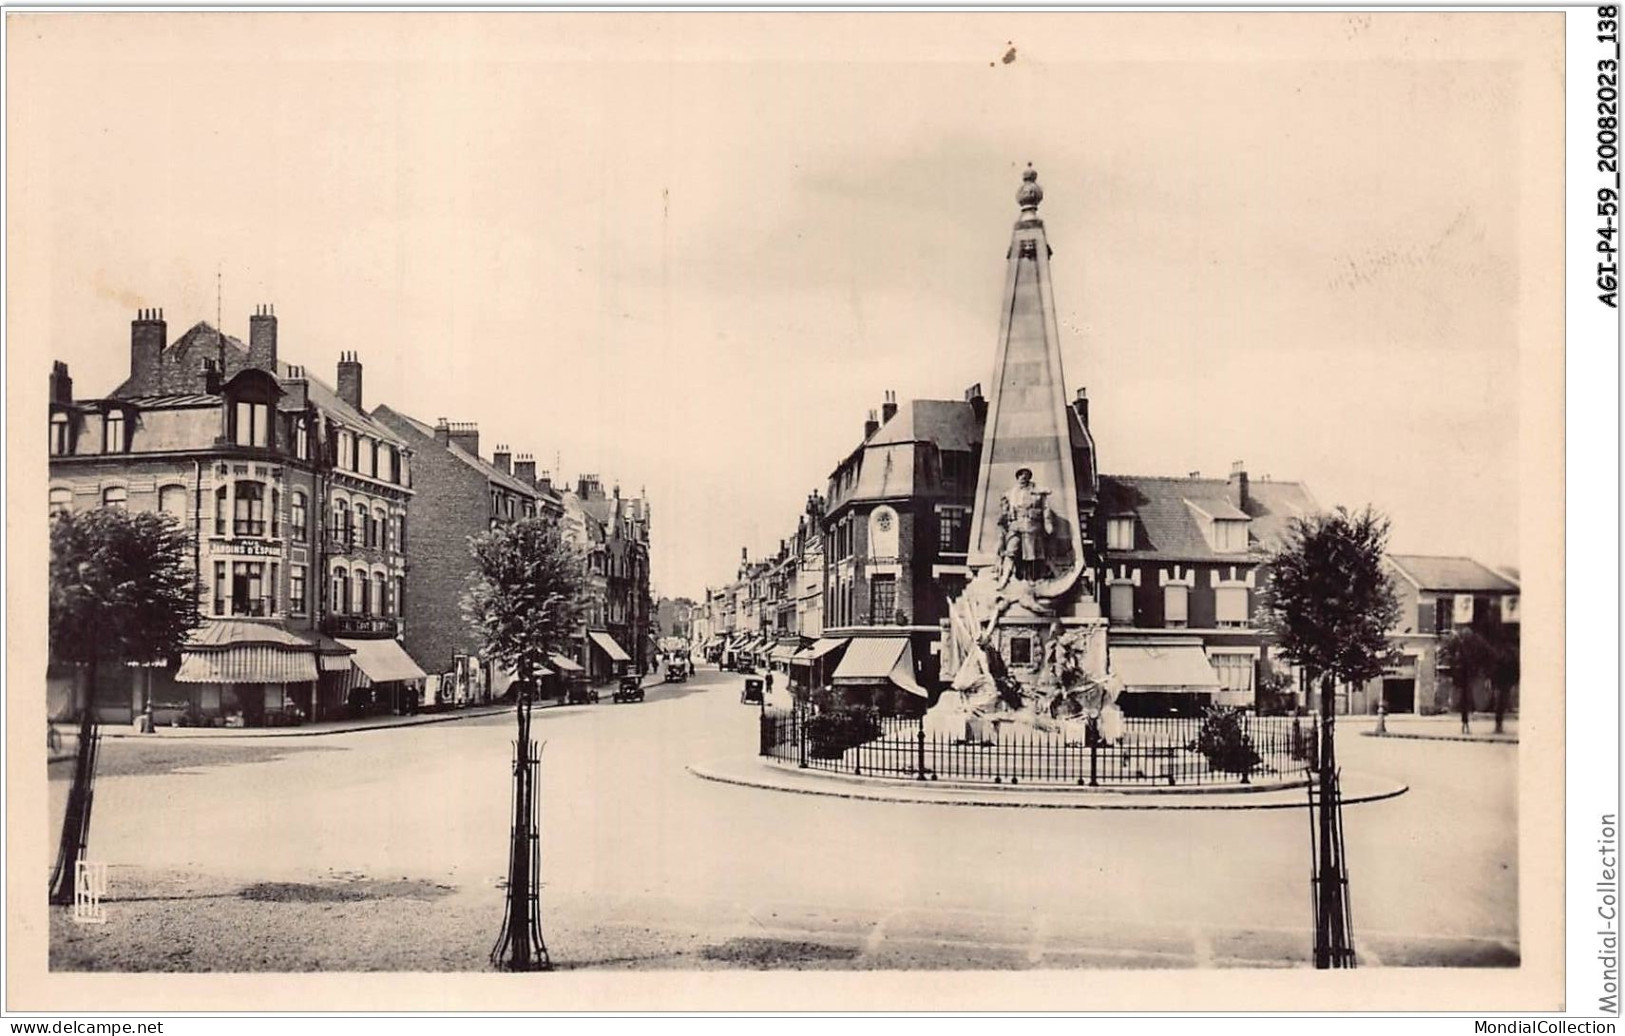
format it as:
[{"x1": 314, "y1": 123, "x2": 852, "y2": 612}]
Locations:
[
  {"x1": 215, "y1": 596, "x2": 276, "y2": 618},
  {"x1": 234, "y1": 519, "x2": 267, "y2": 537},
  {"x1": 323, "y1": 615, "x2": 400, "y2": 639}
]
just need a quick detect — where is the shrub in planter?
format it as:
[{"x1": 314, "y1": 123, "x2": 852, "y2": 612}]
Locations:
[
  {"x1": 1196, "y1": 706, "x2": 1262, "y2": 774},
  {"x1": 805, "y1": 706, "x2": 882, "y2": 759}
]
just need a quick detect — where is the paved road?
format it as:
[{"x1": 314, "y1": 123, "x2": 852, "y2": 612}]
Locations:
[{"x1": 48, "y1": 667, "x2": 1517, "y2": 970}]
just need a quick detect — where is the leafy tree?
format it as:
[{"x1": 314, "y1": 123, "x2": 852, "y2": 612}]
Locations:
[
  {"x1": 1438, "y1": 627, "x2": 1494, "y2": 733},
  {"x1": 463, "y1": 516, "x2": 587, "y2": 972},
  {"x1": 1260, "y1": 505, "x2": 1401, "y2": 969},
  {"x1": 1261, "y1": 506, "x2": 1403, "y2": 713},
  {"x1": 1440, "y1": 620, "x2": 1520, "y2": 734},
  {"x1": 462, "y1": 516, "x2": 590, "y2": 690},
  {"x1": 48, "y1": 505, "x2": 200, "y2": 905},
  {"x1": 51, "y1": 506, "x2": 201, "y2": 698}
]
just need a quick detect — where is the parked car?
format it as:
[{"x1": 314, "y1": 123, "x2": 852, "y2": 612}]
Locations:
[
  {"x1": 613, "y1": 675, "x2": 645, "y2": 703},
  {"x1": 567, "y1": 682, "x2": 600, "y2": 705},
  {"x1": 741, "y1": 677, "x2": 765, "y2": 705}
]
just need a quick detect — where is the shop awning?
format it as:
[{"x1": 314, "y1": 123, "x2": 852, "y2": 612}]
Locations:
[
  {"x1": 588, "y1": 631, "x2": 631, "y2": 663},
  {"x1": 806, "y1": 637, "x2": 849, "y2": 660},
  {"x1": 176, "y1": 646, "x2": 319, "y2": 684},
  {"x1": 337, "y1": 638, "x2": 429, "y2": 686},
  {"x1": 831, "y1": 636, "x2": 927, "y2": 697},
  {"x1": 1110, "y1": 645, "x2": 1222, "y2": 692},
  {"x1": 549, "y1": 653, "x2": 584, "y2": 673},
  {"x1": 300, "y1": 631, "x2": 356, "y2": 672},
  {"x1": 769, "y1": 643, "x2": 799, "y2": 662}
]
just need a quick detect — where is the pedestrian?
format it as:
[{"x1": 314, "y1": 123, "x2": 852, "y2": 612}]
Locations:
[{"x1": 765, "y1": 670, "x2": 774, "y2": 693}]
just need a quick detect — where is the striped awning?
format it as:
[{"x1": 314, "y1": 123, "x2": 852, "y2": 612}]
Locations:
[
  {"x1": 831, "y1": 636, "x2": 928, "y2": 697},
  {"x1": 338, "y1": 638, "x2": 428, "y2": 686},
  {"x1": 175, "y1": 646, "x2": 319, "y2": 684},
  {"x1": 549, "y1": 653, "x2": 585, "y2": 673},
  {"x1": 588, "y1": 630, "x2": 631, "y2": 663},
  {"x1": 769, "y1": 643, "x2": 799, "y2": 662},
  {"x1": 1110, "y1": 645, "x2": 1222, "y2": 693}
]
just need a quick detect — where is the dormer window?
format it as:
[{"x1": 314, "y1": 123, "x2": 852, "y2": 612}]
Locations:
[
  {"x1": 1107, "y1": 516, "x2": 1135, "y2": 551},
  {"x1": 104, "y1": 410, "x2": 128, "y2": 453},
  {"x1": 1213, "y1": 519, "x2": 1249, "y2": 553},
  {"x1": 234, "y1": 400, "x2": 270, "y2": 447},
  {"x1": 50, "y1": 412, "x2": 71, "y2": 456}
]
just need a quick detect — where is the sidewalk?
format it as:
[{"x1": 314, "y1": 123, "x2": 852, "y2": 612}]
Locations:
[
  {"x1": 56, "y1": 677, "x2": 671, "y2": 743},
  {"x1": 688, "y1": 755, "x2": 1408, "y2": 811},
  {"x1": 1349, "y1": 712, "x2": 1519, "y2": 744}
]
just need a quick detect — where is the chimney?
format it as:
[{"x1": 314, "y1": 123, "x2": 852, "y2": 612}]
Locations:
[
  {"x1": 336, "y1": 351, "x2": 363, "y2": 410},
  {"x1": 965, "y1": 382, "x2": 987, "y2": 425},
  {"x1": 1189, "y1": 471, "x2": 1202, "y2": 479},
  {"x1": 492, "y1": 444, "x2": 512, "y2": 475},
  {"x1": 49, "y1": 361, "x2": 73, "y2": 405},
  {"x1": 1228, "y1": 461, "x2": 1250, "y2": 511},
  {"x1": 1072, "y1": 387, "x2": 1090, "y2": 428},
  {"x1": 864, "y1": 409, "x2": 880, "y2": 439},
  {"x1": 881, "y1": 390, "x2": 898, "y2": 424},
  {"x1": 433, "y1": 418, "x2": 451, "y2": 447},
  {"x1": 537, "y1": 469, "x2": 554, "y2": 493},
  {"x1": 514, "y1": 453, "x2": 537, "y2": 485},
  {"x1": 198, "y1": 357, "x2": 222, "y2": 394},
  {"x1": 130, "y1": 308, "x2": 167, "y2": 395},
  {"x1": 280, "y1": 364, "x2": 309, "y2": 409},
  {"x1": 447, "y1": 421, "x2": 479, "y2": 457},
  {"x1": 248, "y1": 305, "x2": 278, "y2": 372}
]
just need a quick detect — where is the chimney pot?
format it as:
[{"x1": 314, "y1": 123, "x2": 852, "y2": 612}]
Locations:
[{"x1": 336, "y1": 351, "x2": 363, "y2": 410}]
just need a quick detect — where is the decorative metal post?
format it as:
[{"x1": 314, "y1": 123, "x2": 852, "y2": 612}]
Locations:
[
  {"x1": 1088, "y1": 716, "x2": 1099, "y2": 787},
  {"x1": 491, "y1": 685, "x2": 551, "y2": 972},
  {"x1": 1310, "y1": 674, "x2": 1356, "y2": 969},
  {"x1": 49, "y1": 704, "x2": 101, "y2": 906},
  {"x1": 916, "y1": 717, "x2": 926, "y2": 781}
]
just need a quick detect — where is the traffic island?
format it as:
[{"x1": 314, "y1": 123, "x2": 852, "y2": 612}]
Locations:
[{"x1": 687, "y1": 756, "x2": 1407, "y2": 811}]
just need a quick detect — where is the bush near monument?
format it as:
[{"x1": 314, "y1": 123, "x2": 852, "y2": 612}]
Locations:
[
  {"x1": 1196, "y1": 707, "x2": 1262, "y2": 775},
  {"x1": 805, "y1": 706, "x2": 883, "y2": 759}
]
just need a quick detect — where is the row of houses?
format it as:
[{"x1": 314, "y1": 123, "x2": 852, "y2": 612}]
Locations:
[
  {"x1": 695, "y1": 167, "x2": 1518, "y2": 718},
  {"x1": 47, "y1": 306, "x2": 652, "y2": 726},
  {"x1": 699, "y1": 389, "x2": 1519, "y2": 717}
]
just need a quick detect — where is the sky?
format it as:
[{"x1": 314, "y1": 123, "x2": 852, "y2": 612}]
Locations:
[{"x1": 8, "y1": 13, "x2": 1560, "y2": 599}]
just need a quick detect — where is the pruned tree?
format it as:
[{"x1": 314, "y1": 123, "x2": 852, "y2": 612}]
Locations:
[
  {"x1": 48, "y1": 506, "x2": 200, "y2": 904},
  {"x1": 463, "y1": 516, "x2": 590, "y2": 689},
  {"x1": 1260, "y1": 504, "x2": 1402, "y2": 969},
  {"x1": 462, "y1": 516, "x2": 589, "y2": 972}
]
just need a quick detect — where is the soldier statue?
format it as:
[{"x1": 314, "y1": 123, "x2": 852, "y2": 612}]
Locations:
[{"x1": 997, "y1": 467, "x2": 1054, "y2": 587}]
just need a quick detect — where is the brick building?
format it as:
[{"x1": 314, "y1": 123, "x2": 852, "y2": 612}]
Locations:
[
  {"x1": 371, "y1": 407, "x2": 566, "y2": 703},
  {"x1": 47, "y1": 307, "x2": 423, "y2": 726}
]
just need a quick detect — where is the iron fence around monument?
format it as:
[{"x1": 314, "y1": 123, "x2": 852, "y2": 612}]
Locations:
[{"x1": 758, "y1": 708, "x2": 1316, "y2": 788}]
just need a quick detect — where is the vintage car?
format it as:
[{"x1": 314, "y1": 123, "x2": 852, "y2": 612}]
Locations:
[
  {"x1": 613, "y1": 675, "x2": 645, "y2": 703},
  {"x1": 666, "y1": 658, "x2": 689, "y2": 683},
  {"x1": 740, "y1": 677, "x2": 765, "y2": 706},
  {"x1": 566, "y1": 682, "x2": 600, "y2": 705}
]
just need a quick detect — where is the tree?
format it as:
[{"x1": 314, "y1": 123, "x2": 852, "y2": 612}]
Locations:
[
  {"x1": 462, "y1": 516, "x2": 589, "y2": 972},
  {"x1": 48, "y1": 506, "x2": 200, "y2": 904},
  {"x1": 1438, "y1": 627, "x2": 1495, "y2": 734},
  {"x1": 1261, "y1": 505, "x2": 1402, "y2": 969},
  {"x1": 463, "y1": 517, "x2": 590, "y2": 687},
  {"x1": 1440, "y1": 620, "x2": 1520, "y2": 735}
]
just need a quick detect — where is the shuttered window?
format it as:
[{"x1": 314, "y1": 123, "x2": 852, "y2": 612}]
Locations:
[
  {"x1": 1215, "y1": 586, "x2": 1249, "y2": 627},
  {"x1": 1164, "y1": 584, "x2": 1188, "y2": 627},
  {"x1": 1109, "y1": 584, "x2": 1135, "y2": 626}
]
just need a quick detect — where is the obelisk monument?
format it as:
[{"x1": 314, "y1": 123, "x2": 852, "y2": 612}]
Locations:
[{"x1": 931, "y1": 166, "x2": 1109, "y2": 737}]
